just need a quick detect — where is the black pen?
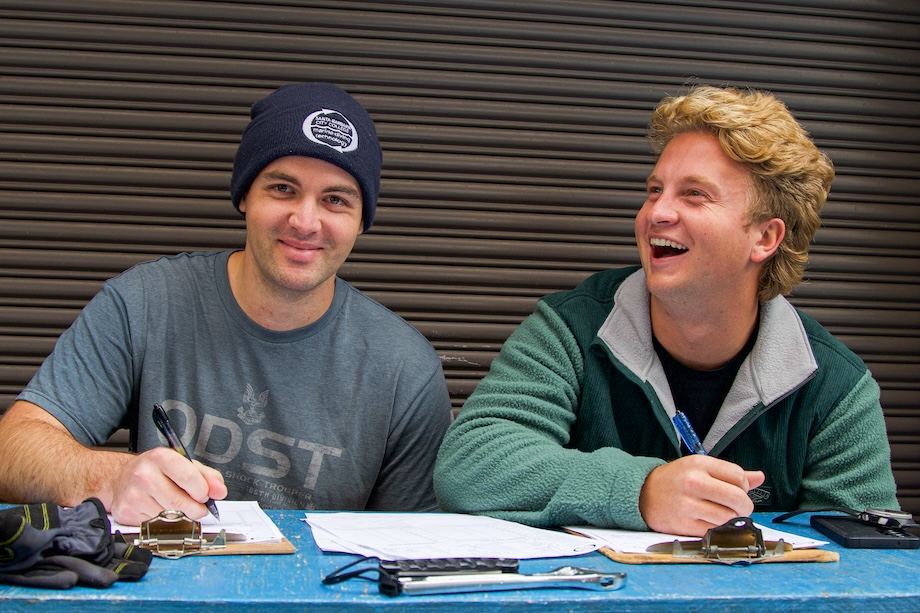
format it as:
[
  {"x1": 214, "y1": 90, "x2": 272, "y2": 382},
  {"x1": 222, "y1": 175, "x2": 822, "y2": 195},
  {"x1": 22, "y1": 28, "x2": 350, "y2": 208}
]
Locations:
[{"x1": 152, "y1": 403, "x2": 221, "y2": 520}]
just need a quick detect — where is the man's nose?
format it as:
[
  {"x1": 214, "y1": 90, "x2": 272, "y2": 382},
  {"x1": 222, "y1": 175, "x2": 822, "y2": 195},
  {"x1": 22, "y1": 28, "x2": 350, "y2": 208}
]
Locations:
[
  {"x1": 644, "y1": 193, "x2": 679, "y2": 225},
  {"x1": 289, "y1": 199, "x2": 321, "y2": 232}
]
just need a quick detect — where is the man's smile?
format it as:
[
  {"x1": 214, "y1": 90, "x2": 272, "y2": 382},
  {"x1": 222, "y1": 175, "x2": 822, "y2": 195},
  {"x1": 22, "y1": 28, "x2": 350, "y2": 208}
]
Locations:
[{"x1": 650, "y1": 237, "x2": 688, "y2": 259}]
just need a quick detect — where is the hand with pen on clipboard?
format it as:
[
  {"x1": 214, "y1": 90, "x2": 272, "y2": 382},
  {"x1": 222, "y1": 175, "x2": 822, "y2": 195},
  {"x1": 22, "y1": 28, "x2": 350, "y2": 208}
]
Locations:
[
  {"x1": 102, "y1": 405, "x2": 228, "y2": 526},
  {"x1": 637, "y1": 411, "x2": 766, "y2": 538}
]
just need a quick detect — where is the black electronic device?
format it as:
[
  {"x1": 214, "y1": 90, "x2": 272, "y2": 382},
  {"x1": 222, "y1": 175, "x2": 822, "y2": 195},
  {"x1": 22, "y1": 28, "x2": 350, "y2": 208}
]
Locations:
[
  {"x1": 810, "y1": 514, "x2": 920, "y2": 549},
  {"x1": 378, "y1": 557, "x2": 519, "y2": 577}
]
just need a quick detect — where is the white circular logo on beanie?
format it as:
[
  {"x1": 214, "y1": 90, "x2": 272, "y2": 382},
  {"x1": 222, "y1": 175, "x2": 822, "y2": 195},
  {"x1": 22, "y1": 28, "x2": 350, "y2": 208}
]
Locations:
[{"x1": 303, "y1": 109, "x2": 358, "y2": 153}]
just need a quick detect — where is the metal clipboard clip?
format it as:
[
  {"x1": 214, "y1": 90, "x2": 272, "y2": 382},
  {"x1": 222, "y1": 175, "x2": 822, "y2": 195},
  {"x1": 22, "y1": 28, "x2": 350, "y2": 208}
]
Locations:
[
  {"x1": 384, "y1": 566, "x2": 627, "y2": 596},
  {"x1": 131, "y1": 509, "x2": 227, "y2": 559},
  {"x1": 646, "y1": 517, "x2": 790, "y2": 565}
]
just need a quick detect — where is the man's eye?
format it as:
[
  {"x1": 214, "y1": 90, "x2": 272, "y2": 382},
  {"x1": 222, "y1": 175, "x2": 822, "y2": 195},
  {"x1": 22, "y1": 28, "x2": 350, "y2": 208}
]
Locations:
[
  {"x1": 273, "y1": 184, "x2": 291, "y2": 193},
  {"x1": 327, "y1": 195, "x2": 354, "y2": 207}
]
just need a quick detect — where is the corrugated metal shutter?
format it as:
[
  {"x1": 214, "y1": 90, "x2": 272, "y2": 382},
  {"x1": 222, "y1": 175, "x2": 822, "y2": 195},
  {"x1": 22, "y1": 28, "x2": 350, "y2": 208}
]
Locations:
[{"x1": 1, "y1": 0, "x2": 917, "y2": 514}]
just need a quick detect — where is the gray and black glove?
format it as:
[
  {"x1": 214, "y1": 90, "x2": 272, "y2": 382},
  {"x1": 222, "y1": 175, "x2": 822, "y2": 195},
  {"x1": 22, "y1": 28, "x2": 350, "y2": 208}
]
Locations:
[{"x1": 0, "y1": 498, "x2": 152, "y2": 589}]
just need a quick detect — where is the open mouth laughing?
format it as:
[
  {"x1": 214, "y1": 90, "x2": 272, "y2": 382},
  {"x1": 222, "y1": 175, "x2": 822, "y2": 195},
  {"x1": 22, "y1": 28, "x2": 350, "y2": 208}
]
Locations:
[{"x1": 650, "y1": 237, "x2": 688, "y2": 259}]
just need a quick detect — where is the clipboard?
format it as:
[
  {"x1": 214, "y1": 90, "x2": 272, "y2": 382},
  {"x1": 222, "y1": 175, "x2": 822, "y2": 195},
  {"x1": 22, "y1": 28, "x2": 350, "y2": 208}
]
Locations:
[
  {"x1": 572, "y1": 517, "x2": 839, "y2": 565},
  {"x1": 117, "y1": 509, "x2": 296, "y2": 559}
]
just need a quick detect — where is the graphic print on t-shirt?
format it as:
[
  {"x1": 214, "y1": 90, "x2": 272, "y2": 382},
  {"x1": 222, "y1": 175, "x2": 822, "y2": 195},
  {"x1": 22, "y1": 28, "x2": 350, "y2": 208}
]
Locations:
[
  {"x1": 237, "y1": 384, "x2": 268, "y2": 425},
  {"x1": 158, "y1": 391, "x2": 344, "y2": 509}
]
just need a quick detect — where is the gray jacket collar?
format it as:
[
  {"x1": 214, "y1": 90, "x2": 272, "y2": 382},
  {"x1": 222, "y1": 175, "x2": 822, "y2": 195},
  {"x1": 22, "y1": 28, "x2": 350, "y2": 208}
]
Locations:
[{"x1": 596, "y1": 269, "x2": 818, "y2": 449}]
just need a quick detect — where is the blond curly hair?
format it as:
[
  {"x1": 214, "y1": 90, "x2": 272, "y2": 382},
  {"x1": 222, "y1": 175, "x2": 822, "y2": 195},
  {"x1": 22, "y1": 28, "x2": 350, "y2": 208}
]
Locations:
[{"x1": 648, "y1": 85, "x2": 835, "y2": 301}]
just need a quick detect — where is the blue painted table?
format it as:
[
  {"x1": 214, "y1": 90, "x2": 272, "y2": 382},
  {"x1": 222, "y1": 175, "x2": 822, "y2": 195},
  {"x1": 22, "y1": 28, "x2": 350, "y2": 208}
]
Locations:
[{"x1": 1, "y1": 511, "x2": 918, "y2": 612}]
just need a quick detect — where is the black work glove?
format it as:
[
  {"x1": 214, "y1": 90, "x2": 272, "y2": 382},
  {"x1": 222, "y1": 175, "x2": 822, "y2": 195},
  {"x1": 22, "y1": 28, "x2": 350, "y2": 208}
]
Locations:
[{"x1": 0, "y1": 498, "x2": 152, "y2": 589}]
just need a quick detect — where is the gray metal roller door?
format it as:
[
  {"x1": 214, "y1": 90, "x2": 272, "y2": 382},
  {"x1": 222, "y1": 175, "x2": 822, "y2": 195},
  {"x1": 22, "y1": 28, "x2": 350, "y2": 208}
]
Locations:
[{"x1": 0, "y1": 0, "x2": 917, "y2": 514}]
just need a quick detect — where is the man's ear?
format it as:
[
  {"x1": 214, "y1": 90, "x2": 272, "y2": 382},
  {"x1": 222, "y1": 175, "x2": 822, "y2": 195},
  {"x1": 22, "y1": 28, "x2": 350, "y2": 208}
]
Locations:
[
  {"x1": 751, "y1": 218, "x2": 785, "y2": 263},
  {"x1": 238, "y1": 197, "x2": 247, "y2": 215}
]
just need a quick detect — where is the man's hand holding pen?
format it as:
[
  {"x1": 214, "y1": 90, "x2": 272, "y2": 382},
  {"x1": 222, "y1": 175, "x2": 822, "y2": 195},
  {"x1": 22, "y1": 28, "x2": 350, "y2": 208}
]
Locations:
[
  {"x1": 638, "y1": 410, "x2": 766, "y2": 537},
  {"x1": 96, "y1": 404, "x2": 228, "y2": 526},
  {"x1": 105, "y1": 446, "x2": 228, "y2": 526},
  {"x1": 638, "y1": 455, "x2": 765, "y2": 537}
]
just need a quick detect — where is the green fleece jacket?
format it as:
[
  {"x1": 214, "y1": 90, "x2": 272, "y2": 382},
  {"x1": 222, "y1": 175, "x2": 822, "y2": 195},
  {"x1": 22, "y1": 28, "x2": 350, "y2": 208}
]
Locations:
[{"x1": 434, "y1": 267, "x2": 899, "y2": 529}]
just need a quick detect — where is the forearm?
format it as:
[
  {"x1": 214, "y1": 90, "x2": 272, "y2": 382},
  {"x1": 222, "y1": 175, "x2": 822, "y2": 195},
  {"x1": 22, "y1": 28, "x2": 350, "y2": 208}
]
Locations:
[
  {"x1": 434, "y1": 303, "x2": 663, "y2": 529},
  {"x1": 437, "y1": 416, "x2": 663, "y2": 529},
  {"x1": 0, "y1": 400, "x2": 131, "y2": 509}
]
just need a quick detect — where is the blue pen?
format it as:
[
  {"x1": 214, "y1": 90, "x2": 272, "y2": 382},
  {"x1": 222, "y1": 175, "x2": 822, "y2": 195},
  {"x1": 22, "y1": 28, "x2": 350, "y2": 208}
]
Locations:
[
  {"x1": 152, "y1": 404, "x2": 221, "y2": 520},
  {"x1": 672, "y1": 410, "x2": 707, "y2": 455}
]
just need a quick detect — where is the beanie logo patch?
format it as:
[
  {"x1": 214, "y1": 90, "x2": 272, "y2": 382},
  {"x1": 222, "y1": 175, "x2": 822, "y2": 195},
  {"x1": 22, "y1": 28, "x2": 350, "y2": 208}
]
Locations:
[{"x1": 302, "y1": 109, "x2": 358, "y2": 153}]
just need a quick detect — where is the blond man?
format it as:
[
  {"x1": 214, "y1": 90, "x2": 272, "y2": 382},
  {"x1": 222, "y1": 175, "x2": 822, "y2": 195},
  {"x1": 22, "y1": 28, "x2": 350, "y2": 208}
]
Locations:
[{"x1": 435, "y1": 85, "x2": 899, "y2": 536}]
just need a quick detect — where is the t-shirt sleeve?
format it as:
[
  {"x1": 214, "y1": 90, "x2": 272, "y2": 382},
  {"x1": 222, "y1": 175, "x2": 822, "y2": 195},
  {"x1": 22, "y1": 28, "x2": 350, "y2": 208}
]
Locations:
[{"x1": 18, "y1": 277, "x2": 141, "y2": 447}]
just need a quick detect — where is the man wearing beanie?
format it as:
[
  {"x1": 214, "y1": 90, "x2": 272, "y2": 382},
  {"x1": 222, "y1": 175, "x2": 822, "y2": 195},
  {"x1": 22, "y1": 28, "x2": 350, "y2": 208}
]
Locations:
[{"x1": 0, "y1": 83, "x2": 452, "y2": 525}]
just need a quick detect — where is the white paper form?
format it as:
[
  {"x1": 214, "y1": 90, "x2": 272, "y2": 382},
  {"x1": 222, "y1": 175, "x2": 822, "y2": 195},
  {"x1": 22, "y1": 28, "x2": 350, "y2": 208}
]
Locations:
[
  {"x1": 109, "y1": 500, "x2": 284, "y2": 543},
  {"x1": 565, "y1": 522, "x2": 827, "y2": 553},
  {"x1": 303, "y1": 512, "x2": 602, "y2": 560}
]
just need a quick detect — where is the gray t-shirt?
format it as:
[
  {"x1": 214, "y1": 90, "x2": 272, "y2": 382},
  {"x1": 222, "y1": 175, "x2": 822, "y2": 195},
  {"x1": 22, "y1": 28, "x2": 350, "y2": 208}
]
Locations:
[{"x1": 20, "y1": 251, "x2": 452, "y2": 511}]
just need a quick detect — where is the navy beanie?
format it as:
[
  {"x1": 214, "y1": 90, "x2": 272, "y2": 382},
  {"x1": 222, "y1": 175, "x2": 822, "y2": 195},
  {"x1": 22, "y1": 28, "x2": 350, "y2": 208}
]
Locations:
[{"x1": 231, "y1": 82, "x2": 382, "y2": 232}]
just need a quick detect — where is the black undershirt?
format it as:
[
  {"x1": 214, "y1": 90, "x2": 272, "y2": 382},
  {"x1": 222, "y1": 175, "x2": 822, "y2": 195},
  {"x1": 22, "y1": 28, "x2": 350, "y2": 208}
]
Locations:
[{"x1": 653, "y1": 316, "x2": 760, "y2": 452}]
